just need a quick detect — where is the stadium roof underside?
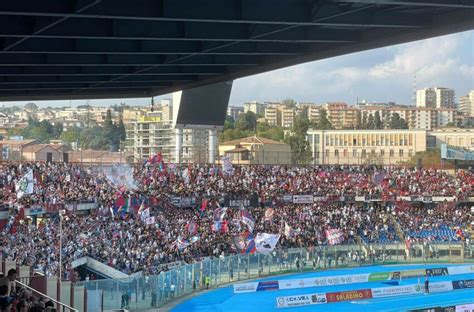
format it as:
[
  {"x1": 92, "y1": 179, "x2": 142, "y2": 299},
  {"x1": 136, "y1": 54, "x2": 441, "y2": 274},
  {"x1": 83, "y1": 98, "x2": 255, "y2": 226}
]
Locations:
[{"x1": 0, "y1": 0, "x2": 473, "y2": 101}]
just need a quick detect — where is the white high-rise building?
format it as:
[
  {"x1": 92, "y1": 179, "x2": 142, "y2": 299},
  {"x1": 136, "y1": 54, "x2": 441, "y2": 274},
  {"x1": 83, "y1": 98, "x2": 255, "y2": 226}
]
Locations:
[
  {"x1": 459, "y1": 90, "x2": 474, "y2": 116},
  {"x1": 416, "y1": 87, "x2": 455, "y2": 109}
]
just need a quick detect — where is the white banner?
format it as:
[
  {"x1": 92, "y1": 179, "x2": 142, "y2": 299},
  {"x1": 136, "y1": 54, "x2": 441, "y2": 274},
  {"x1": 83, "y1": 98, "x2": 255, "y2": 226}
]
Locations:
[
  {"x1": 233, "y1": 282, "x2": 259, "y2": 294},
  {"x1": 276, "y1": 293, "x2": 326, "y2": 308},
  {"x1": 372, "y1": 281, "x2": 453, "y2": 299},
  {"x1": 292, "y1": 195, "x2": 314, "y2": 204},
  {"x1": 255, "y1": 233, "x2": 280, "y2": 255},
  {"x1": 16, "y1": 169, "x2": 34, "y2": 199},
  {"x1": 278, "y1": 273, "x2": 370, "y2": 290},
  {"x1": 448, "y1": 265, "x2": 474, "y2": 275},
  {"x1": 371, "y1": 285, "x2": 419, "y2": 298}
]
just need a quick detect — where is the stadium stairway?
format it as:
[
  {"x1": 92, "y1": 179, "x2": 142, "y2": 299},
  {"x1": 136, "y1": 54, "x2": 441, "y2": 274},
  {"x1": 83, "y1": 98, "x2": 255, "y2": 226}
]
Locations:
[
  {"x1": 1, "y1": 255, "x2": 86, "y2": 312},
  {"x1": 389, "y1": 214, "x2": 405, "y2": 241}
]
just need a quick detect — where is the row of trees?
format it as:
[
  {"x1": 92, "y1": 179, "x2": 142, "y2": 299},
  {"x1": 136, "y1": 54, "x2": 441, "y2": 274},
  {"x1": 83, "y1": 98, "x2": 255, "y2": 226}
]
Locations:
[
  {"x1": 354, "y1": 111, "x2": 408, "y2": 130},
  {"x1": 8, "y1": 109, "x2": 126, "y2": 151}
]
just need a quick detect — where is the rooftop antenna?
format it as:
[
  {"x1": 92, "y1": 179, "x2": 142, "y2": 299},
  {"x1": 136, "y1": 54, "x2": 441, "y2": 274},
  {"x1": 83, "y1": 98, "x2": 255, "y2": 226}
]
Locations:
[{"x1": 150, "y1": 97, "x2": 155, "y2": 112}]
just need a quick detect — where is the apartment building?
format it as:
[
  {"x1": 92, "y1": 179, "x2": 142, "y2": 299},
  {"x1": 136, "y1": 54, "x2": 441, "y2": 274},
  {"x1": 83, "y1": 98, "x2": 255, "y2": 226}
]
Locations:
[
  {"x1": 325, "y1": 102, "x2": 358, "y2": 129},
  {"x1": 227, "y1": 106, "x2": 244, "y2": 121},
  {"x1": 459, "y1": 90, "x2": 474, "y2": 117},
  {"x1": 126, "y1": 108, "x2": 210, "y2": 163},
  {"x1": 243, "y1": 101, "x2": 266, "y2": 116},
  {"x1": 416, "y1": 87, "x2": 455, "y2": 109},
  {"x1": 264, "y1": 106, "x2": 280, "y2": 126}
]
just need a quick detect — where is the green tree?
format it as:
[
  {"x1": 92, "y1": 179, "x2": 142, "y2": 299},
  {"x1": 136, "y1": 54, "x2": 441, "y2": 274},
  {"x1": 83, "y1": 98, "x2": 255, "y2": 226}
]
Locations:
[
  {"x1": 235, "y1": 111, "x2": 257, "y2": 132},
  {"x1": 374, "y1": 111, "x2": 383, "y2": 129},
  {"x1": 117, "y1": 117, "x2": 126, "y2": 141},
  {"x1": 366, "y1": 114, "x2": 376, "y2": 129},
  {"x1": 25, "y1": 103, "x2": 38, "y2": 111},
  {"x1": 282, "y1": 98, "x2": 296, "y2": 108},
  {"x1": 314, "y1": 109, "x2": 333, "y2": 130},
  {"x1": 61, "y1": 126, "x2": 81, "y2": 145},
  {"x1": 224, "y1": 115, "x2": 235, "y2": 130},
  {"x1": 104, "y1": 109, "x2": 113, "y2": 128},
  {"x1": 285, "y1": 116, "x2": 311, "y2": 164},
  {"x1": 362, "y1": 114, "x2": 368, "y2": 129},
  {"x1": 356, "y1": 110, "x2": 363, "y2": 129},
  {"x1": 389, "y1": 113, "x2": 409, "y2": 129}
]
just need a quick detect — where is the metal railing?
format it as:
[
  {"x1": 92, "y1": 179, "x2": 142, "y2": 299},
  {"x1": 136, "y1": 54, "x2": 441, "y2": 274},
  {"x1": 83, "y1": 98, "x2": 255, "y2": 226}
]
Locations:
[
  {"x1": 15, "y1": 280, "x2": 78, "y2": 312},
  {"x1": 75, "y1": 242, "x2": 474, "y2": 311}
]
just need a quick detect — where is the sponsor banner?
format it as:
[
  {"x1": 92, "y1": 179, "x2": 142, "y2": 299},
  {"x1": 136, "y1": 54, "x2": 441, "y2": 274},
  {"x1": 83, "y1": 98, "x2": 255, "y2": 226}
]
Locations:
[
  {"x1": 256, "y1": 281, "x2": 279, "y2": 291},
  {"x1": 372, "y1": 285, "x2": 419, "y2": 298},
  {"x1": 278, "y1": 273, "x2": 370, "y2": 290},
  {"x1": 292, "y1": 195, "x2": 314, "y2": 204},
  {"x1": 276, "y1": 293, "x2": 326, "y2": 308},
  {"x1": 429, "y1": 281, "x2": 453, "y2": 293},
  {"x1": 426, "y1": 267, "x2": 449, "y2": 276},
  {"x1": 224, "y1": 194, "x2": 258, "y2": 208},
  {"x1": 447, "y1": 265, "x2": 474, "y2": 276},
  {"x1": 283, "y1": 195, "x2": 293, "y2": 203},
  {"x1": 455, "y1": 304, "x2": 474, "y2": 312},
  {"x1": 233, "y1": 282, "x2": 259, "y2": 293},
  {"x1": 355, "y1": 196, "x2": 366, "y2": 202},
  {"x1": 372, "y1": 281, "x2": 453, "y2": 299},
  {"x1": 326, "y1": 289, "x2": 372, "y2": 303},
  {"x1": 452, "y1": 279, "x2": 474, "y2": 290},
  {"x1": 368, "y1": 272, "x2": 391, "y2": 282},
  {"x1": 234, "y1": 281, "x2": 279, "y2": 293},
  {"x1": 400, "y1": 269, "x2": 426, "y2": 278}
]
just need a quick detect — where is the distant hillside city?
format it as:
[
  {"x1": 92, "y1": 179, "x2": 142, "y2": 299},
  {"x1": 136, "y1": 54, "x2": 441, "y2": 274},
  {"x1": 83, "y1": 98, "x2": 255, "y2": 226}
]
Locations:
[{"x1": 0, "y1": 87, "x2": 473, "y2": 166}]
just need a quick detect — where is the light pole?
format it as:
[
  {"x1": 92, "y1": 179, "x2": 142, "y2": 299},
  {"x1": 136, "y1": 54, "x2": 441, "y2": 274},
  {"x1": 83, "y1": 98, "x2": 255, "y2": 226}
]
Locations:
[{"x1": 59, "y1": 209, "x2": 65, "y2": 282}]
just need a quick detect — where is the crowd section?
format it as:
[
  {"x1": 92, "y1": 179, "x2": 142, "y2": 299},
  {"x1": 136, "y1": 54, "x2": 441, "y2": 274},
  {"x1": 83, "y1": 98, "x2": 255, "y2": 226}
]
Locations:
[{"x1": 0, "y1": 162, "x2": 472, "y2": 280}]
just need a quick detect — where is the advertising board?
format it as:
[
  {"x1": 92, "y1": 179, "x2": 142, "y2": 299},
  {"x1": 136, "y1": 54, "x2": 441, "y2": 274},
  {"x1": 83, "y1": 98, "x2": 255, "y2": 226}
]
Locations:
[
  {"x1": 276, "y1": 293, "x2": 327, "y2": 308},
  {"x1": 326, "y1": 289, "x2": 372, "y2": 302},
  {"x1": 292, "y1": 195, "x2": 314, "y2": 204}
]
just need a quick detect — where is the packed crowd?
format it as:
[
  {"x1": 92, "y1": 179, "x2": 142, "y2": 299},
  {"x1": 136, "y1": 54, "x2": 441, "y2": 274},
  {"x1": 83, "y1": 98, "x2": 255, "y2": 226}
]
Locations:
[{"x1": 0, "y1": 162, "x2": 472, "y2": 280}]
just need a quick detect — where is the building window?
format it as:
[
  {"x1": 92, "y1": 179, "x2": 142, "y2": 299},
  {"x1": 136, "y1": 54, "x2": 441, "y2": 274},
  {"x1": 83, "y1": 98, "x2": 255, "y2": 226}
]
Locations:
[
  {"x1": 399, "y1": 149, "x2": 403, "y2": 157},
  {"x1": 353, "y1": 138, "x2": 357, "y2": 145},
  {"x1": 343, "y1": 149, "x2": 348, "y2": 157},
  {"x1": 335, "y1": 150, "x2": 339, "y2": 157},
  {"x1": 471, "y1": 138, "x2": 474, "y2": 146},
  {"x1": 409, "y1": 149, "x2": 413, "y2": 157},
  {"x1": 390, "y1": 150, "x2": 394, "y2": 157},
  {"x1": 353, "y1": 149, "x2": 357, "y2": 157},
  {"x1": 361, "y1": 150, "x2": 366, "y2": 157},
  {"x1": 325, "y1": 150, "x2": 329, "y2": 158},
  {"x1": 380, "y1": 150, "x2": 385, "y2": 156}
]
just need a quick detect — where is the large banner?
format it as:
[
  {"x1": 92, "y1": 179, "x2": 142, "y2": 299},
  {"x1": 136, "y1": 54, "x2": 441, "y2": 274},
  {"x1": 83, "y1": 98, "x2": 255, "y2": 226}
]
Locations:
[
  {"x1": 171, "y1": 197, "x2": 197, "y2": 208},
  {"x1": 279, "y1": 273, "x2": 370, "y2": 290},
  {"x1": 223, "y1": 194, "x2": 258, "y2": 208},
  {"x1": 292, "y1": 195, "x2": 314, "y2": 204},
  {"x1": 276, "y1": 293, "x2": 327, "y2": 308}
]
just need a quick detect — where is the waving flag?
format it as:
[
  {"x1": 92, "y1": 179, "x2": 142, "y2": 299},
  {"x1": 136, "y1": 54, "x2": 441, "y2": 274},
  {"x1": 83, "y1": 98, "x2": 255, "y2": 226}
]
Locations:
[
  {"x1": 255, "y1": 233, "x2": 280, "y2": 255},
  {"x1": 213, "y1": 207, "x2": 227, "y2": 222},
  {"x1": 221, "y1": 156, "x2": 234, "y2": 175},
  {"x1": 201, "y1": 198, "x2": 209, "y2": 212},
  {"x1": 284, "y1": 222, "x2": 293, "y2": 237},
  {"x1": 241, "y1": 209, "x2": 255, "y2": 232},
  {"x1": 234, "y1": 233, "x2": 256, "y2": 254},
  {"x1": 16, "y1": 169, "x2": 34, "y2": 199},
  {"x1": 264, "y1": 208, "x2": 274, "y2": 222},
  {"x1": 372, "y1": 171, "x2": 386, "y2": 186},
  {"x1": 325, "y1": 228, "x2": 345, "y2": 245},
  {"x1": 185, "y1": 221, "x2": 198, "y2": 236},
  {"x1": 139, "y1": 207, "x2": 150, "y2": 222}
]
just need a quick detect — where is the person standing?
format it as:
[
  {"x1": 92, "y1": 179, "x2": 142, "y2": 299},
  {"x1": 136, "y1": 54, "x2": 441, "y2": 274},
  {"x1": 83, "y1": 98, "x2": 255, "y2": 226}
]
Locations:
[{"x1": 424, "y1": 276, "x2": 429, "y2": 294}]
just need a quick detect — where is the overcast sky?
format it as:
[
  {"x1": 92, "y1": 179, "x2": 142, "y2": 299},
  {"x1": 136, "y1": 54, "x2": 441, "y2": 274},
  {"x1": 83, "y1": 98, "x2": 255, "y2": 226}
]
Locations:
[{"x1": 1, "y1": 30, "x2": 472, "y2": 109}]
